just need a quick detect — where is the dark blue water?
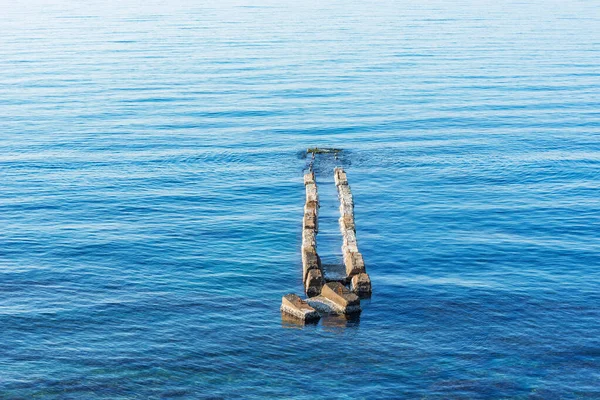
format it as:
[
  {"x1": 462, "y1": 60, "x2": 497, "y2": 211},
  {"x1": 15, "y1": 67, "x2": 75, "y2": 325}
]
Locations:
[{"x1": 1, "y1": 0, "x2": 599, "y2": 398}]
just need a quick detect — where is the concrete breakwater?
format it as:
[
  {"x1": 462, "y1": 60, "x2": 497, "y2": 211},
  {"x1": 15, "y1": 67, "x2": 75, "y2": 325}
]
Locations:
[
  {"x1": 281, "y1": 166, "x2": 372, "y2": 322},
  {"x1": 302, "y1": 170, "x2": 324, "y2": 298},
  {"x1": 335, "y1": 168, "x2": 372, "y2": 296}
]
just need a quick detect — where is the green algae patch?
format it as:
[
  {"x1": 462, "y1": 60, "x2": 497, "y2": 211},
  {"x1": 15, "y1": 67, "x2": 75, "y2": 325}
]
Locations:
[{"x1": 307, "y1": 147, "x2": 342, "y2": 155}]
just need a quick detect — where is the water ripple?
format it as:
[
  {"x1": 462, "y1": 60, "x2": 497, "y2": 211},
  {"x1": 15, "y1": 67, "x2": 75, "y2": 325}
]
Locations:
[{"x1": 1, "y1": 0, "x2": 599, "y2": 398}]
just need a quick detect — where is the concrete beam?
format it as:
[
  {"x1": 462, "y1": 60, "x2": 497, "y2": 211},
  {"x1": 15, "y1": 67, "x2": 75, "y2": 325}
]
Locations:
[
  {"x1": 319, "y1": 282, "x2": 361, "y2": 314},
  {"x1": 302, "y1": 172, "x2": 322, "y2": 296},
  {"x1": 335, "y1": 167, "x2": 372, "y2": 295},
  {"x1": 281, "y1": 293, "x2": 320, "y2": 321}
]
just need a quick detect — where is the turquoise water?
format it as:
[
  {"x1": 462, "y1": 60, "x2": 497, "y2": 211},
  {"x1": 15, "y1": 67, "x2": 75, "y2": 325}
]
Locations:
[{"x1": 1, "y1": 0, "x2": 600, "y2": 398}]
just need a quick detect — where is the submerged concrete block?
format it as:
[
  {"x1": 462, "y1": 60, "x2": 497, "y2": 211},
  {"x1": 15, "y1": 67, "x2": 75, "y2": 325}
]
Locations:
[
  {"x1": 305, "y1": 269, "x2": 324, "y2": 297},
  {"x1": 334, "y1": 168, "x2": 348, "y2": 186},
  {"x1": 305, "y1": 183, "x2": 318, "y2": 204},
  {"x1": 304, "y1": 171, "x2": 315, "y2": 185},
  {"x1": 281, "y1": 293, "x2": 320, "y2": 321},
  {"x1": 344, "y1": 251, "x2": 366, "y2": 277},
  {"x1": 320, "y1": 282, "x2": 361, "y2": 314},
  {"x1": 339, "y1": 215, "x2": 355, "y2": 232},
  {"x1": 302, "y1": 247, "x2": 321, "y2": 281},
  {"x1": 305, "y1": 296, "x2": 339, "y2": 314},
  {"x1": 351, "y1": 273, "x2": 372, "y2": 295}
]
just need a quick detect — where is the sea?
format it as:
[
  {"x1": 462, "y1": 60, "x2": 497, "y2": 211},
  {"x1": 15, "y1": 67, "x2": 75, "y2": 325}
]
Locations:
[{"x1": 1, "y1": 0, "x2": 599, "y2": 398}]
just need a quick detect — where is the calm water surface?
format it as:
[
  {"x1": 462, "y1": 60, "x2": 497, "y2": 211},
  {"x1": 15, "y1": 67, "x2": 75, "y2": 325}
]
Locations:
[{"x1": 1, "y1": 0, "x2": 599, "y2": 398}]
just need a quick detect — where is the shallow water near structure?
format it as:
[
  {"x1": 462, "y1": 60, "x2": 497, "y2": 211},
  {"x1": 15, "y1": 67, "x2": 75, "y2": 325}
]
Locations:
[{"x1": 1, "y1": 0, "x2": 599, "y2": 398}]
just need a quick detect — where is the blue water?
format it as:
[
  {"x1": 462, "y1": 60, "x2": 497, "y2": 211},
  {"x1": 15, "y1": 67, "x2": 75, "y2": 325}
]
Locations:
[{"x1": 1, "y1": 0, "x2": 599, "y2": 398}]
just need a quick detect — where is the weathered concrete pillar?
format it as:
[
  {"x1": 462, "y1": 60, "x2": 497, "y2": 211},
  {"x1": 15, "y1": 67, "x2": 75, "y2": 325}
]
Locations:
[
  {"x1": 351, "y1": 273, "x2": 372, "y2": 296},
  {"x1": 281, "y1": 293, "x2": 320, "y2": 321},
  {"x1": 301, "y1": 246, "x2": 320, "y2": 281},
  {"x1": 305, "y1": 269, "x2": 324, "y2": 297}
]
